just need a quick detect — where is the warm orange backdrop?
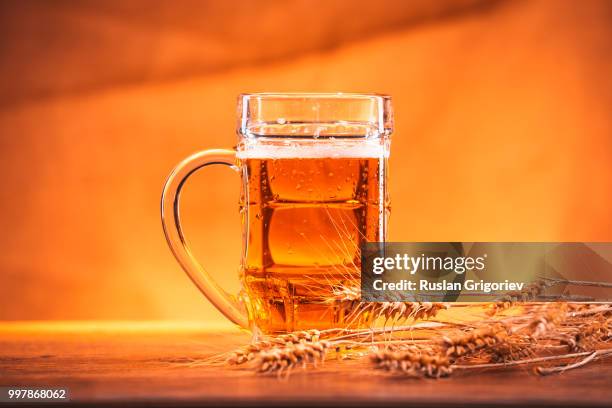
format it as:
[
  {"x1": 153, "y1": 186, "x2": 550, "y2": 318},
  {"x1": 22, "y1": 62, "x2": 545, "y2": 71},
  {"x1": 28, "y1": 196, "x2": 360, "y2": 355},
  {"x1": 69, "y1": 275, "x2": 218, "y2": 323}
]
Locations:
[{"x1": 0, "y1": 0, "x2": 610, "y2": 321}]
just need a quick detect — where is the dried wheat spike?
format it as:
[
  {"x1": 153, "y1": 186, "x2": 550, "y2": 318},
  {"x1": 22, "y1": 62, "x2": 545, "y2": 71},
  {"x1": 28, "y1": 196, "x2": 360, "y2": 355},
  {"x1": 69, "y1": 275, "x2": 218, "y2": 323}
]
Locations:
[
  {"x1": 442, "y1": 323, "x2": 509, "y2": 359},
  {"x1": 330, "y1": 283, "x2": 448, "y2": 326},
  {"x1": 490, "y1": 279, "x2": 550, "y2": 314},
  {"x1": 370, "y1": 349, "x2": 452, "y2": 378},
  {"x1": 226, "y1": 330, "x2": 321, "y2": 365},
  {"x1": 274, "y1": 329, "x2": 321, "y2": 344},
  {"x1": 412, "y1": 302, "x2": 449, "y2": 320},
  {"x1": 330, "y1": 285, "x2": 361, "y2": 302},
  {"x1": 567, "y1": 303, "x2": 594, "y2": 312},
  {"x1": 227, "y1": 341, "x2": 273, "y2": 365},
  {"x1": 526, "y1": 304, "x2": 567, "y2": 338},
  {"x1": 488, "y1": 341, "x2": 534, "y2": 363},
  {"x1": 369, "y1": 301, "x2": 447, "y2": 323},
  {"x1": 560, "y1": 318, "x2": 612, "y2": 351},
  {"x1": 255, "y1": 340, "x2": 331, "y2": 375}
]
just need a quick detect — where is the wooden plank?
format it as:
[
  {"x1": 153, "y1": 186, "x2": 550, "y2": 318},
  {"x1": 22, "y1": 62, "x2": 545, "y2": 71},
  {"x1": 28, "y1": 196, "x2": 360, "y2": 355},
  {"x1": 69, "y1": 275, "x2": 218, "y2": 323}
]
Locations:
[{"x1": 0, "y1": 322, "x2": 610, "y2": 406}]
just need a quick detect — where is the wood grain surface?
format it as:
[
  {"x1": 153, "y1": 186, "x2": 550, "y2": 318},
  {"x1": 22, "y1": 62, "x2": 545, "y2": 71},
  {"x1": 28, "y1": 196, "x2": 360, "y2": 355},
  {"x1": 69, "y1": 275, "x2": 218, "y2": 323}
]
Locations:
[{"x1": 0, "y1": 322, "x2": 610, "y2": 407}]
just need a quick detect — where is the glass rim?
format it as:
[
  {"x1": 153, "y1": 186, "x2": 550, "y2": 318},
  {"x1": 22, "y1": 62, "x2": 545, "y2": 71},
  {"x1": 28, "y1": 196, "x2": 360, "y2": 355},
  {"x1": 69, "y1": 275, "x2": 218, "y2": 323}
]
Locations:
[
  {"x1": 239, "y1": 92, "x2": 391, "y2": 101},
  {"x1": 237, "y1": 92, "x2": 393, "y2": 138}
]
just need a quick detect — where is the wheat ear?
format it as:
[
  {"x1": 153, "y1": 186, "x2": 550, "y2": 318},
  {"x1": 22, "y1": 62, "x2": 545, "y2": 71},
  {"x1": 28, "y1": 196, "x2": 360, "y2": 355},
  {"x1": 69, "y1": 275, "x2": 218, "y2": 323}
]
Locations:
[
  {"x1": 255, "y1": 340, "x2": 331, "y2": 376},
  {"x1": 489, "y1": 279, "x2": 552, "y2": 315},
  {"x1": 442, "y1": 323, "x2": 510, "y2": 360},
  {"x1": 227, "y1": 329, "x2": 321, "y2": 365},
  {"x1": 370, "y1": 349, "x2": 452, "y2": 378}
]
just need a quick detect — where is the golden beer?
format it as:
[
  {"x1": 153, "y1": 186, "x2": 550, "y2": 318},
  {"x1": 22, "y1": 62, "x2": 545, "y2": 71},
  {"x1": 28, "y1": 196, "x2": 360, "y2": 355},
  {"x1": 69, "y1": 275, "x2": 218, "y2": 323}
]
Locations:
[{"x1": 239, "y1": 144, "x2": 389, "y2": 332}]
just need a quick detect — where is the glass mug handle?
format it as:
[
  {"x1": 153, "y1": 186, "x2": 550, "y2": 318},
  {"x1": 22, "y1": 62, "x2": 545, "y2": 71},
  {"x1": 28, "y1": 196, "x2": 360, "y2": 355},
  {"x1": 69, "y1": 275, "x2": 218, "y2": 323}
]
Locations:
[{"x1": 161, "y1": 149, "x2": 249, "y2": 329}]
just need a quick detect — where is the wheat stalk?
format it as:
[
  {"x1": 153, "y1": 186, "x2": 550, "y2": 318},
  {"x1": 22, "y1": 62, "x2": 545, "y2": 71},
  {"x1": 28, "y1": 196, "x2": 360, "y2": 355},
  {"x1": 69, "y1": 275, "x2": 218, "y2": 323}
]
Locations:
[
  {"x1": 487, "y1": 341, "x2": 535, "y2": 363},
  {"x1": 523, "y1": 303, "x2": 567, "y2": 337},
  {"x1": 255, "y1": 340, "x2": 331, "y2": 376},
  {"x1": 442, "y1": 323, "x2": 510, "y2": 360},
  {"x1": 370, "y1": 349, "x2": 453, "y2": 378},
  {"x1": 329, "y1": 284, "x2": 448, "y2": 327},
  {"x1": 227, "y1": 329, "x2": 322, "y2": 365},
  {"x1": 489, "y1": 279, "x2": 554, "y2": 315},
  {"x1": 559, "y1": 318, "x2": 611, "y2": 351}
]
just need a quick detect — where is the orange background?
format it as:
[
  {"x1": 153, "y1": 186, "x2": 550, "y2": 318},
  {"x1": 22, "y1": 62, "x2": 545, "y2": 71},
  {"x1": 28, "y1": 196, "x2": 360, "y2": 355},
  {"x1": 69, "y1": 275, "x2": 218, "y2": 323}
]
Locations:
[{"x1": 0, "y1": 0, "x2": 610, "y2": 322}]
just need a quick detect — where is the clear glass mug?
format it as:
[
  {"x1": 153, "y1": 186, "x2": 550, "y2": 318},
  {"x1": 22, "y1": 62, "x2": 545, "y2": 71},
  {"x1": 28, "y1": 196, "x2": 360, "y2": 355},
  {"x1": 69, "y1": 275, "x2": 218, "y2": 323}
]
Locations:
[{"x1": 161, "y1": 93, "x2": 393, "y2": 334}]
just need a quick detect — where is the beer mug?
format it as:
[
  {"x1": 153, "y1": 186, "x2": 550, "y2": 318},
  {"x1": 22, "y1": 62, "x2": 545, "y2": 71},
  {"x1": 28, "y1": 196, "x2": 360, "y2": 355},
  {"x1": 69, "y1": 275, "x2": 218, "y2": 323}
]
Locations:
[{"x1": 161, "y1": 93, "x2": 393, "y2": 333}]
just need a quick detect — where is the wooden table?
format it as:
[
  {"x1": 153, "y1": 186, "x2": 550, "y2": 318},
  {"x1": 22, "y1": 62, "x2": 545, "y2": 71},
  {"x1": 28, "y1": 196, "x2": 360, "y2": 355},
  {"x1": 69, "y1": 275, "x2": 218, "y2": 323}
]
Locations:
[{"x1": 0, "y1": 322, "x2": 610, "y2": 407}]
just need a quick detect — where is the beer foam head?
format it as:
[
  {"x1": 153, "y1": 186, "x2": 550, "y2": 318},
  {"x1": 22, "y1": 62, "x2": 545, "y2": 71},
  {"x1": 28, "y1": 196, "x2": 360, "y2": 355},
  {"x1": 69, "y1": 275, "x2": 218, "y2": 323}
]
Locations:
[{"x1": 236, "y1": 139, "x2": 389, "y2": 159}]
